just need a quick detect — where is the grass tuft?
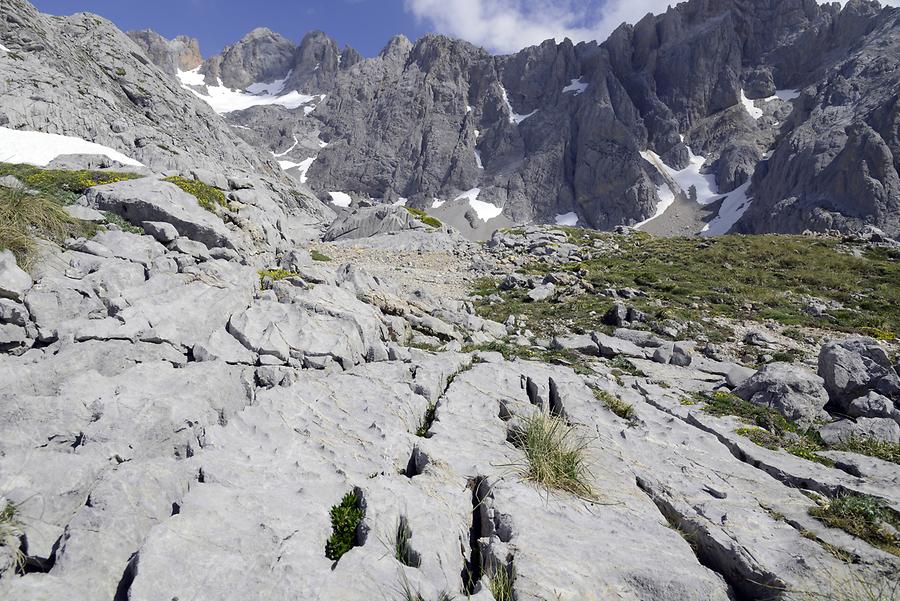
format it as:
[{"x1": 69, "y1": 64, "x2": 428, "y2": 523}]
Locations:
[
  {"x1": 102, "y1": 211, "x2": 144, "y2": 234},
  {"x1": 489, "y1": 562, "x2": 516, "y2": 601},
  {"x1": 809, "y1": 494, "x2": 900, "y2": 557},
  {"x1": 0, "y1": 501, "x2": 24, "y2": 572},
  {"x1": 311, "y1": 249, "x2": 332, "y2": 262},
  {"x1": 163, "y1": 176, "x2": 227, "y2": 213},
  {"x1": 415, "y1": 402, "x2": 437, "y2": 438},
  {"x1": 325, "y1": 490, "x2": 365, "y2": 562},
  {"x1": 394, "y1": 516, "x2": 420, "y2": 568},
  {"x1": 511, "y1": 412, "x2": 595, "y2": 498}
]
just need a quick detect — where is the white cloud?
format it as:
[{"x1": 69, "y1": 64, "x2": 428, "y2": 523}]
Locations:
[{"x1": 405, "y1": 0, "x2": 900, "y2": 54}]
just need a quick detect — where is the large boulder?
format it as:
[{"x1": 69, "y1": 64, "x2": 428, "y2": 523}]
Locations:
[
  {"x1": 818, "y1": 337, "x2": 897, "y2": 408},
  {"x1": 734, "y1": 363, "x2": 830, "y2": 426},
  {"x1": 85, "y1": 178, "x2": 240, "y2": 250},
  {"x1": 323, "y1": 205, "x2": 423, "y2": 241},
  {"x1": 819, "y1": 417, "x2": 900, "y2": 445}
]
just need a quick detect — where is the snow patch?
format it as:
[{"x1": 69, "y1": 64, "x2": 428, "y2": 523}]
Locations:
[
  {"x1": 329, "y1": 191, "x2": 352, "y2": 207},
  {"x1": 278, "y1": 160, "x2": 301, "y2": 171},
  {"x1": 640, "y1": 146, "x2": 719, "y2": 206},
  {"x1": 177, "y1": 68, "x2": 320, "y2": 114},
  {"x1": 740, "y1": 89, "x2": 763, "y2": 119},
  {"x1": 431, "y1": 198, "x2": 445, "y2": 209},
  {"x1": 0, "y1": 44, "x2": 9, "y2": 53},
  {"x1": 702, "y1": 182, "x2": 752, "y2": 236},
  {"x1": 764, "y1": 89, "x2": 801, "y2": 102},
  {"x1": 554, "y1": 212, "x2": 578, "y2": 226},
  {"x1": 634, "y1": 180, "x2": 676, "y2": 229},
  {"x1": 317, "y1": 137, "x2": 328, "y2": 148},
  {"x1": 0, "y1": 126, "x2": 143, "y2": 167},
  {"x1": 273, "y1": 135, "x2": 299, "y2": 158},
  {"x1": 392, "y1": 197, "x2": 408, "y2": 207},
  {"x1": 563, "y1": 78, "x2": 588, "y2": 95},
  {"x1": 466, "y1": 104, "x2": 473, "y2": 113},
  {"x1": 455, "y1": 188, "x2": 502, "y2": 221},
  {"x1": 499, "y1": 85, "x2": 537, "y2": 124},
  {"x1": 474, "y1": 149, "x2": 484, "y2": 169},
  {"x1": 296, "y1": 157, "x2": 316, "y2": 183}
]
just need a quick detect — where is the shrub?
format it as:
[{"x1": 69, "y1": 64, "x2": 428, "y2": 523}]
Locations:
[
  {"x1": 0, "y1": 162, "x2": 141, "y2": 204},
  {"x1": 406, "y1": 207, "x2": 442, "y2": 228},
  {"x1": 809, "y1": 494, "x2": 899, "y2": 557},
  {"x1": 258, "y1": 268, "x2": 299, "y2": 289},
  {"x1": 102, "y1": 211, "x2": 144, "y2": 235},
  {"x1": 163, "y1": 176, "x2": 227, "y2": 213},
  {"x1": 511, "y1": 412, "x2": 594, "y2": 498},
  {"x1": 325, "y1": 490, "x2": 365, "y2": 562},
  {"x1": 310, "y1": 249, "x2": 332, "y2": 262}
]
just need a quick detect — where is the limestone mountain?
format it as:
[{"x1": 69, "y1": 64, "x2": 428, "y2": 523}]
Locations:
[{"x1": 147, "y1": 0, "x2": 899, "y2": 237}]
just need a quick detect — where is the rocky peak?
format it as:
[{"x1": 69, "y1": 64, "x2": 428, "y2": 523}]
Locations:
[
  {"x1": 127, "y1": 29, "x2": 202, "y2": 76},
  {"x1": 283, "y1": 30, "x2": 342, "y2": 92},
  {"x1": 202, "y1": 26, "x2": 296, "y2": 89},
  {"x1": 380, "y1": 34, "x2": 413, "y2": 62}
]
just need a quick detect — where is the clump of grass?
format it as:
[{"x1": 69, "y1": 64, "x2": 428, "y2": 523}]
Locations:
[
  {"x1": 395, "y1": 574, "x2": 456, "y2": 601},
  {"x1": 809, "y1": 494, "x2": 900, "y2": 557},
  {"x1": 510, "y1": 412, "x2": 594, "y2": 498},
  {"x1": 592, "y1": 388, "x2": 635, "y2": 421},
  {"x1": 310, "y1": 249, "x2": 332, "y2": 262},
  {"x1": 0, "y1": 501, "x2": 23, "y2": 572},
  {"x1": 0, "y1": 187, "x2": 97, "y2": 267},
  {"x1": 832, "y1": 436, "x2": 900, "y2": 466},
  {"x1": 415, "y1": 402, "x2": 437, "y2": 437},
  {"x1": 0, "y1": 162, "x2": 141, "y2": 204},
  {"x1": 258, "y1": 268, "x2": 299, "y2": 289},
  {"x1": 102, "y1": 211, "x2": 143, "y2": 235},
  {"x1": 394, "y1": 516, "x2": 421, "y2": 568},
  {"x1": 325, "y1": 490, "x2": 365, "y2": 562},
  {"x1": 406, "y1": 207, "x2": 442, "y2": 228},
  {"x1": 163, "y1": 176, "x2": 227, "y2": 213},
  {"x1": 489, "y1": 563, "x2": 516, "y2": 601}
]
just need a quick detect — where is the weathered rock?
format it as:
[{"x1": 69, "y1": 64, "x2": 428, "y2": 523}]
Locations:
[
  {"x1": 0, "y1": 250, "x2": 32, "y2": 301},
  {"x1": 734, "y1": 363, "x2": 830, "y2": 426},
  {"x1": 820, "y1": 417, "x2": 900, "y2": 445},
  {"x1": 550, "y1": 334, "x2": 600, "y2": 356},
  {"x1": 142, "y1": 221, "x2": 179, "y2": 243},
  {"x1": 818, "y1": 337, "x2": 896, "y2": 407},
  {"x1": 323, "y1": 205, "x2": 422, "y2": 241},
  {"x1": 603, "y1": 303, "x2": 629, "y2": 327}
]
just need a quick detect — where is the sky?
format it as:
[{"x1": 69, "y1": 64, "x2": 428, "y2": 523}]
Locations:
[{"x1": 30, "y1": 0, "x2": 900, "y2": 57}]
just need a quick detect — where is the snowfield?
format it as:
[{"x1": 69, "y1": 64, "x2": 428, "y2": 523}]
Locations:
[
  {"x1": 0, "y1": 126, "x2": 143, "y2": 167},
  {"x1": 177, "y1": 68, "x2": 322, "y2": 114},
  {"x1": 455, "y1": 188, "x2": 503, "y2": 221},
  {"x1": 702, "y1": 182, "x2": 753, "y2": 237},
  {"x1": 328, "y1": 191, "x2": 352, "y2": 207},
  {"x1": 554, "y1": 212, "x2": 579, "y2": 226},
  {"x1": 740, "y1": 89, "x2": 763, "y2": 119},
  {"x1": 640, "y1": 146, "x2": 719, "y2": 205},
  {"x1": 563, "y1": 78, "x2": 588, "y2": 95}
]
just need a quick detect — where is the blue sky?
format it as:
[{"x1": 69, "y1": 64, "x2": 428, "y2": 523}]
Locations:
[{"x1": 31, "y1": 1, "x2": 893, "y2": 56}]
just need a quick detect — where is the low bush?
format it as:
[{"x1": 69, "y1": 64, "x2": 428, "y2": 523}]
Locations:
[
  {"x1": 163, "y1": 176, "x2": 227, "y2": 213},
  {"x1": 325, "y1": 490, "x2": 365, "y2": 562},
  {"x1": 406, "y1": 207, "x2": 442, "y2": 228}
]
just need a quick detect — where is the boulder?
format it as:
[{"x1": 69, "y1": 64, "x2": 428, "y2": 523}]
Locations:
[
  {"x1": 846, "y1": 391, "x2": 900, "y2": 424},
  {"x1": 613, "y1": 328, "x2": 664, "y2": 348},
  {"x1": 603, "y1": 303, "x2": 629, "y2": 327},
  {"x1": 86, "y1": 178, "x2": 239, "y2": 250},
  {"x1": 593, "y1": 332, "x2": 646, "y2": 359},
  {"x1": 734, "y1": 363, "x2": 830, "y2": 426},
  {"x1": 527, "y1": 283, "x2": 555, "y2": 302},
  {"x1": 142, "y1": 221, "x2": 180, "y2": 243},
  {"x1": 818, "y1": 337, "x2": 896, "y2": 407},
  {"x1": 323, "y1": 205, "x2": 422, "y2": 241},
  {"x1": 551, "y1": 334, "x2": 600, "y2": 357},
  {"x1": 819, "y1": 417, "x2": 900, "y2": 445},
  {"x1": 0, "y1": 250, "x2": 32, "y2": 301}
]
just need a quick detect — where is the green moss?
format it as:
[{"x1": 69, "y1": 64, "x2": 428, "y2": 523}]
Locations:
[
  {"x1": 310, "y1": 249, "x2": 332, "y2": 262},
  {"x1": 0, "y1": 162, "x2": 142, "y2": 205},
  {"x1": 810, "y1": 494, "x2": 900, "y2": 556},
  {"x1": 163, "y1": 176, "x2": 227, "y2": 213},
  {"x1": 592, "y1": 388, "x2": 635, "y2": 421},
  {"x1": 115, "y1": 67, "x2": 126, "y2": 77},
  {"x1": 406, "y1": 207, "x2": 442, "y2": 228},
  {"x1": 258, "y1": 268, "x2": 299, "y2": 289},
  {"x1": 102, "y1": 211, "x2": 143, "y2": 235},
  {"x1": 325, "y1": 491, "x2": 365, "y2": 562}
]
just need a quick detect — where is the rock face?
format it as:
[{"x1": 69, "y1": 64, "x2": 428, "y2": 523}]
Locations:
[
  {"x1": 818, "y1": 337, "x2": 899, "y2": 408},
  {"x1": 126, "y1": 29, "x2": 202, "y2": 76},
  {"x1": 133, "y1": 0, "x2": 900, "y2": 237}
]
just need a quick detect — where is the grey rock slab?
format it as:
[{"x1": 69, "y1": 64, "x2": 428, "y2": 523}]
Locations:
[
  {"x1": 64, "y1": 205, "x2": 106, "y2": 222},
  {"x1": 141, "y1": 220, "x2": 179, "y2": 243},
  {"x1": 613, "y1": 328, "x2": 664, "y2": 348},
  {"x1": 593, "y1": 331, "x2": 647, "y2": 359},
  {"x1": 193, "y1": 328, "x2": 258, "y2": 364},
  {"x1": 820, "y1": 418, "x2": 900, "y2": 446},
  {"x1": 0, "y1": 250, "x2": 32, "y2": 301},
  {"x1": 86, "y1": 179, "x2": 241, "y2": 251},
  {"x1": 550, "y1": 333, "x2": 600, "y2": 356},
  {"x1": 323, "y1": 205, "x2": 423, "y2": 241},
  {"x1": 526, "y1": 283, "x2": 555, "y2": 302},
  {"x1": 734, "y1": 362, "x2": 830, "y2": 427}
]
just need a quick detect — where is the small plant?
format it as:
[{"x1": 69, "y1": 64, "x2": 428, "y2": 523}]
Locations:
[
  {"x1": 395, "y1": 573, "x2": 456, "y2": 601},
  {"x1": 510, "y1": 412, "x2": 594, "y2": 498},
  {"x1": 257, "y1": 268, "x2": 299, "y2": 289},
  {"x1": 406, "y1": 207, "x2": 442, "y2": 228},
  {"x1": 310, "y1": 249, "x2": 332, "y2": 262},
  {"x1": 592, "y1": 388, "x2": 635, "y2": 421},
  {"x1": 415, "y1": 401, "x2": 437, "y2": 437},
  {"x1": 0, "y1": 501, "x2": 24, "y2": 571},
  {"x1": 489, "y1": 562, "x2": 515, "y2": 601},
  {"x1": 809, "y1": 494, "x2": 899, "y2": 557},
  {"x1": 394, "y1": 516, "x2": 421, "y2": 568},
  {"x1": 102, "y1": 211, "x2": 144, "y2": 234},
  {"x1": 0, "y1": 162, "x2": 141, "y2": 204},
  {"x1": 163, "y1": 176, "x2": 227, "y2": 213},
  {"x1": 115, "y1": 67, "x2": 126, "y2": 76},
  {"x1": 325, "y1": 490, "x2": 365, "y2": 562}
]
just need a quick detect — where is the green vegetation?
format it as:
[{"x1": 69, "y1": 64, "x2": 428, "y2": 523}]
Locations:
[
  {"x1": 473, "y1": 231, "x2": 900, "y2": 339},
  {"x1": 115, "y1": 67, "x2": 126, "y2": 76},
  {"x1": 406, "y1": 207, "x2": 442, "y2": 228},
  {"x1": 163, "y1": 176, "x2": 227, "y2": 213},
  {"x1": 310, "y1": 249, "x2": 332, "y2": 262},
  {"x1": 510, "y1": 412, "x2": 594, "y2": 498},
  {"x1": 0, "y1": 501, "x2": 23, "y2": 572},
  {"x1": 102, "y1": 211, "x2": 144, "y2": 235},
  {"x1": 0, "y1": 186, "x2": 97, "y2": 267},
  {"x1": 489, "y1": 564, "x2": 516, "y2": 601},
  {"x1": 809, "y1": 494, "x2": 900, "y2": 557},
  {"x1": 415, "y1": 401, "x2": 437, "y2": 437},
  {"x1": 325, "y1": 490, "x2": 365, "y2": 562},
  {"x1": 395, "y1": 575, "x2": 456, "y2": 601},
  {"x1": 257, "y1": 268, "x2": 299, "y2": 289},
  {"x1": 463, "y1": 340, "x2": 594, "y2": 375},
  {"x1": 592, "y1": 388, "x2": 635, "y2": 421},
  {"x1": 697, "y1": 390, "x2": 900, "y2": 467},
  {"x1": 0, "y1": 162, "x2": 141, "y2": 204},
  {"x1": 394, "y1": 516, "x2": 420, "y2": 568}
]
